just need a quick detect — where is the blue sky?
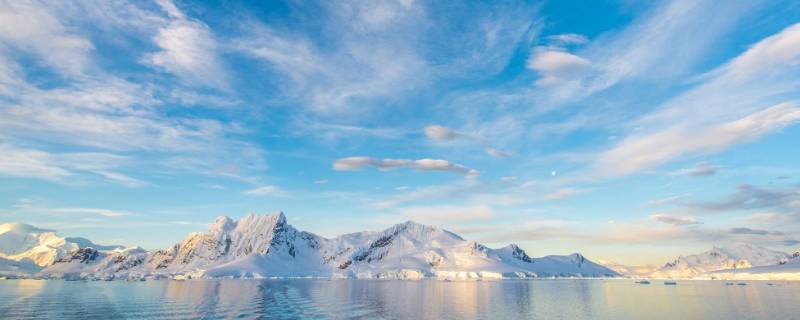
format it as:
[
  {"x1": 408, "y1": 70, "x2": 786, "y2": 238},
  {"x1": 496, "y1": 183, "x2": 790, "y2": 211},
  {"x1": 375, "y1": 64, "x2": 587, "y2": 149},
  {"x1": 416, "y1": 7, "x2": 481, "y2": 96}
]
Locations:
[{"x1": 1, "y1": 0, "x2": 799, "y2": 265}]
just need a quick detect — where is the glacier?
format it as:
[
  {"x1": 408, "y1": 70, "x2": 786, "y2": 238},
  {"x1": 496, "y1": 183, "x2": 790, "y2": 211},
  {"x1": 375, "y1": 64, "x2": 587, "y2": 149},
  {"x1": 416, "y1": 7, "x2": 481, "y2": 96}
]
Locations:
[{"x1": 0, "y1": 212, "x2": 618, "y2": 280}]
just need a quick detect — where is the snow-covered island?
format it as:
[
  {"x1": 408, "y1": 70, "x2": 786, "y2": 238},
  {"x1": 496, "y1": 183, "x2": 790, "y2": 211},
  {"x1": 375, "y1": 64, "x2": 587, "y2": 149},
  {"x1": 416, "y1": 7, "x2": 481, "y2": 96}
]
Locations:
[{"x1": 0, "y1": 212, "x2": 617, "y2": 280}]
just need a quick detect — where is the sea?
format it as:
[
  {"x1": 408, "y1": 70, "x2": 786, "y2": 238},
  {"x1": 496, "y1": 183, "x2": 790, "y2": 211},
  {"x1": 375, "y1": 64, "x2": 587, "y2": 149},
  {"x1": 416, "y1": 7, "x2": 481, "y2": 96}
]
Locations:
[{"x1": 1, "y1": 278, "x2": 798, "y2": 319}]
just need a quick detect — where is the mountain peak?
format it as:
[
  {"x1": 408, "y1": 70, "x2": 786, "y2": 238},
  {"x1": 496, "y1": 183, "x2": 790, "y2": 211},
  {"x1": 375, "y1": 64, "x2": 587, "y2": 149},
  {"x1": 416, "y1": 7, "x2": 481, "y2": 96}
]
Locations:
[{"x1": 210, "y1": 216, "x2": 235, "y2": 234}]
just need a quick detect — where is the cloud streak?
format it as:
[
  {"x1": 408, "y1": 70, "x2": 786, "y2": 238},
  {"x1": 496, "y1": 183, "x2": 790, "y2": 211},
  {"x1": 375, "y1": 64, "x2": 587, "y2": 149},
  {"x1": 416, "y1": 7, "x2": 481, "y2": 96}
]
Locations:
[{"x1": 334, "y1": 156, "x2": 479, "y2": 177}]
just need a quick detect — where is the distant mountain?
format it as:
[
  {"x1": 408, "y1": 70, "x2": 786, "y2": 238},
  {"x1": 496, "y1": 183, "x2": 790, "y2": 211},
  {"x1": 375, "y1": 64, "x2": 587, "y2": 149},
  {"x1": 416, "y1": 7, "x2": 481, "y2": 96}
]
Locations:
[
  {"x1": 648, "y1": 243, "x2": 791, "y2": 279},
  {"x1": 708, "y1": 251, "x2": 800, "y2": 280},
  {"x1": 597, "y1": 260, "x2": 657, "y2": 277},
  {"x1": 29, "y1": 212, "x2": 618, "y2": 280},
  {"x1": 0, "y1": 223, "x2": 122, "y2": 268}
]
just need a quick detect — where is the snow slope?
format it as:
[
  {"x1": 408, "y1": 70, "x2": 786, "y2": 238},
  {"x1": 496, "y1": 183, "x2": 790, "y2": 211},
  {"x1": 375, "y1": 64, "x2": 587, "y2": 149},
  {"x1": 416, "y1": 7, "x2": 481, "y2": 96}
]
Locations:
[
  {"x1": 649, "y1": 243, "x2": 791, "y2": 279},
  {"x1": 34, "y1": 212, "x2": 618, "y2": 280}
]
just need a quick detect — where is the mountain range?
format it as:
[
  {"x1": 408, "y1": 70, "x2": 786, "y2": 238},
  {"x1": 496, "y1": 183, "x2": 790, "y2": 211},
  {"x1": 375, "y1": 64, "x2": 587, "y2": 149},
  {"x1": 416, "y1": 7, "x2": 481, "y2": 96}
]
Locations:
[
  {"x1": 4, "y1": 212, "x2": 799, "y2": 281},
  {"x1": 0, "y1": 212, "x2": 617, "y2": 280}
]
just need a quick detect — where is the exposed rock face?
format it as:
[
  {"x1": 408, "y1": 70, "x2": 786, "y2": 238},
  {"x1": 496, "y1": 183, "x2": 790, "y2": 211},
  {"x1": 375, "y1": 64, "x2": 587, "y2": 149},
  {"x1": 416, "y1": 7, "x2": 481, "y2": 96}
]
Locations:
[{"x1": 55, "y1": 248, "x2": 99, "y2": 264}]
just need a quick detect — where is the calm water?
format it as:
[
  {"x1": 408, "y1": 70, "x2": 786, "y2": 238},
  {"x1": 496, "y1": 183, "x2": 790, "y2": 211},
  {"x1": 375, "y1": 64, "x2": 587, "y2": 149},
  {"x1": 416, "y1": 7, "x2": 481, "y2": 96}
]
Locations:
[{"x1": 1, "y1": 279, "x2": 798, "y2": 319}]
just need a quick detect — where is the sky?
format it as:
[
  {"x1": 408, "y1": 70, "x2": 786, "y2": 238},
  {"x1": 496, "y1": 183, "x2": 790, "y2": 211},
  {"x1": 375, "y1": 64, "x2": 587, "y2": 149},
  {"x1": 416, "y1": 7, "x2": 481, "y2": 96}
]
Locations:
[{"x1": 1, "y1": 0, "x2": 799, "y2": 266}]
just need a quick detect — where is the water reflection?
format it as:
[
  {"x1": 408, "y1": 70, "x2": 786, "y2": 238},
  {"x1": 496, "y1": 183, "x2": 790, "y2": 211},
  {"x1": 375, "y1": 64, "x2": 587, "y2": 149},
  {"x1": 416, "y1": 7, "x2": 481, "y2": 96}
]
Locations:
[{"x1": 0, "y1": 279, "x2": 799, "y2": 319}]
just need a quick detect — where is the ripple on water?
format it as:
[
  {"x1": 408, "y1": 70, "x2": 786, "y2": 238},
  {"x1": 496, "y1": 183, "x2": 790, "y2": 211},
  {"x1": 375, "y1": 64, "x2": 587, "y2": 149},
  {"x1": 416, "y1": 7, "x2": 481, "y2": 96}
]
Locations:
[{"x1": 1, "y1": 279, "x2": 800, "y2": 319}]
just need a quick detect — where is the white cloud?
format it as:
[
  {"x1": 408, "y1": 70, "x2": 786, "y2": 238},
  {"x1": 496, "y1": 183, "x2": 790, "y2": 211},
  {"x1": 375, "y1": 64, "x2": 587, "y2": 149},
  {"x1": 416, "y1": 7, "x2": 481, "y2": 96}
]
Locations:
[
  {"x1": 333, "y1": 156, "x2": 479, "y2": 177},
  {"x1": 244, "y1": 185, "x2": 284, "y2": 197}
]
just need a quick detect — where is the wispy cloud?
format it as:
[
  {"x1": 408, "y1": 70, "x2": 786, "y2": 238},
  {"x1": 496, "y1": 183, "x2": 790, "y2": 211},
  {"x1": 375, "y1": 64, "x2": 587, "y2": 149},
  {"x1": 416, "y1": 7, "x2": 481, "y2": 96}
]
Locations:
[
  {"x1": 12, "y1": 199, "x2": 130, "y2": 218},
  {"x1": 685, "y1": 184, "x2": 800, "y2": 213},
  {"x1": 0, "y1": 1, "x2": 93, "y2": 77},
  {"x1": 144, "y1": 0, "x2": 227, "y2": 88},
  {"x1": 596, "y1": 102, "x2": 800, "y2": 177},
  {"x1": 0, "y1": 1, "x2": 265, "y2": 187},
  {"x1": 424, "y1": 125, "x2": 511, "y2": 157},
  {"x1": 650, "y1": 214, "x2": 700, "y2": 226},
  {"x1": 0, "y1": 144, "x2": 145, "y2": 187},
  {"x1": 586, "y1": 22, "x2": 800, "y2": 178}
]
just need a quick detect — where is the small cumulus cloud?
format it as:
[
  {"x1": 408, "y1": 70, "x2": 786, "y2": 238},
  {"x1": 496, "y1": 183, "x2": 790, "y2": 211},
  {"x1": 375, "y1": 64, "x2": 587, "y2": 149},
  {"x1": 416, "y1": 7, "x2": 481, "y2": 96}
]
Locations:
[{"x1": 527, "y1": 47, "x2": 591, "y2": 86}]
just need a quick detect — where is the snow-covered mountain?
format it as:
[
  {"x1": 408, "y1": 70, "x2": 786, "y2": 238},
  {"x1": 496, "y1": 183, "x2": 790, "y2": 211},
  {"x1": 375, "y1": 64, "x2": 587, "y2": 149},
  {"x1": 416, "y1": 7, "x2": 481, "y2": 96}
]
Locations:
[
  {"x1": 30, "y1": 212, "x2": 619, "y2": 280},
  {"x1": 648, "y1": 243, "x2": 791, "y2": 279},
  {"x1": 0, "y1": 223, "x2": 122, "y2": 268}
]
